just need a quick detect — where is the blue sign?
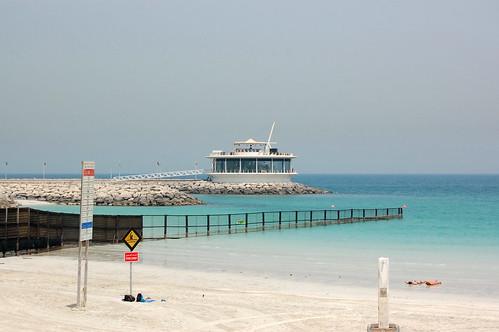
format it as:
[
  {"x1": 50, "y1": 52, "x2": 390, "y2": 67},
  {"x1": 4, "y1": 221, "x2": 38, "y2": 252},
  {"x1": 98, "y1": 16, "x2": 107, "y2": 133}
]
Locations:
[{"x1": 81, "y1": 221, "x2": 93, "y2": 230}]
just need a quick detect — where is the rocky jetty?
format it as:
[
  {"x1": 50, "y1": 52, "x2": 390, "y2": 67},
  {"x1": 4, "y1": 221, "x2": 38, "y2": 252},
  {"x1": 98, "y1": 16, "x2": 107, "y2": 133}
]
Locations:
[
  {"x1": 0, "y1": 180, "x2": 327, "y2": 206},
  {"x1": 165, "y1": 180, "x2": 327, "y2": 195},
  {"x1": 0, "y1": 180, "x2": 202, "y2": 206},
  {"x1": 0, "y1": 192, "x2": 17, "y2": 208}
]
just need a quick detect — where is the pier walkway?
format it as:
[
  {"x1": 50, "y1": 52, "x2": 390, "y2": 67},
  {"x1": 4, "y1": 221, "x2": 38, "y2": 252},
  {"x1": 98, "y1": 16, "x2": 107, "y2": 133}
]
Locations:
[
  {"x1": 112, "y1": 169, "x2": 204, "y2": 181},
  {"x1": 0, "y1": 207, "x2": 403, "y2": 256}
]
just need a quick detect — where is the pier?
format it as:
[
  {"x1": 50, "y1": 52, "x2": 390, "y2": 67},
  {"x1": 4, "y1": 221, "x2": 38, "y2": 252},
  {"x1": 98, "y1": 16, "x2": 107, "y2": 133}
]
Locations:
[
  {"x1": 0, "y1": 207, "x2": 403, "y2": 256},
  {"x1": 142, "y1": 207, "x2": 404, "y2": 239}
]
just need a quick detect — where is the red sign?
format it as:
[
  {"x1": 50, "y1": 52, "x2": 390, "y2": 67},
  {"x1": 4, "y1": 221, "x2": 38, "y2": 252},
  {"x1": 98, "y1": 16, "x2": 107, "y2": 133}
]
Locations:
[
  {"x1": 83, "y1": 168, "x2": 95, "y2": 176},
  {"x1": 124, "y1": 252, "x2": 139, "y2": 262}
]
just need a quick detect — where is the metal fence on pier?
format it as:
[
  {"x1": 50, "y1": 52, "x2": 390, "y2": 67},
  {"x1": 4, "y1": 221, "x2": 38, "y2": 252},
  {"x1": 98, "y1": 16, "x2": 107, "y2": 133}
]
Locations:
[{"x1": 142, "y1": 207, "x2": 403, "y2": 239}]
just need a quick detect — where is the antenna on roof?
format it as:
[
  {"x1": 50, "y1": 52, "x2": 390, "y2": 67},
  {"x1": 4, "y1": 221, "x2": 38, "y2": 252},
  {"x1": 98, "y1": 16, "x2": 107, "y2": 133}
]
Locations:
[{"x1": 265, "y1": 122, "x2": 276, "y2": 154}]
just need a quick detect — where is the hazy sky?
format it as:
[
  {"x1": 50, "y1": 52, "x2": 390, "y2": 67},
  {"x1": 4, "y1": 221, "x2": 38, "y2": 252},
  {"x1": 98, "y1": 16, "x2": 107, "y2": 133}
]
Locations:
[{"x1": 1, "y1": 1, "x2": 498, "y2": 174}]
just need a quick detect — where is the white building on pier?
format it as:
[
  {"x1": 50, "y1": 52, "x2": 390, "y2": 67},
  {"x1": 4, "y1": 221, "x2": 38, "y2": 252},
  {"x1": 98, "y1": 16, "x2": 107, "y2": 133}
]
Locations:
[{"x1": 207, "y1": 123, "x2": 296, "y2": 183}]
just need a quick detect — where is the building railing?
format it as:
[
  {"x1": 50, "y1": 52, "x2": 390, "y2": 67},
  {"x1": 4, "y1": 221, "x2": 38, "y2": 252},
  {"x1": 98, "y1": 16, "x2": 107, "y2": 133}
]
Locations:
[
  {"x1": 209, "y1": 170, "x2": 296, "y2": 174},
  {"x1": 142, "y1": 207, "x2": 403, "y2": 239},
  {"x1": 209, "y1": 151, "x2": 294, "y2": 156}
]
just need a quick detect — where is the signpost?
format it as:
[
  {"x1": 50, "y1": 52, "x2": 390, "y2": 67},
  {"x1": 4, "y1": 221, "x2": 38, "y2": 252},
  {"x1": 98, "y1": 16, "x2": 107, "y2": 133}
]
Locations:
[
  {"x1": 77, "y1": 161, "x2": 95, "y2": 308},
  {"x1": 123, "y1": 228, "x2": 142, "y2": 296}
]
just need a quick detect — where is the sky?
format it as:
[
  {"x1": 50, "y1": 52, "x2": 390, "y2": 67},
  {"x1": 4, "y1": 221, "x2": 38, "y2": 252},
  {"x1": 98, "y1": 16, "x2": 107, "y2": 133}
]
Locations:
[{"x1": 1, "y1": 0, "x2": 498, "y2": 174}]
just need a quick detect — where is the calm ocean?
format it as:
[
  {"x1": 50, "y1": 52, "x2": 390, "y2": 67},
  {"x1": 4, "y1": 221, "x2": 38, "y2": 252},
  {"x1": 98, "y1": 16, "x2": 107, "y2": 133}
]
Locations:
[{"x1": 31, "y1": 174, "x2": 499, "y2": 298}]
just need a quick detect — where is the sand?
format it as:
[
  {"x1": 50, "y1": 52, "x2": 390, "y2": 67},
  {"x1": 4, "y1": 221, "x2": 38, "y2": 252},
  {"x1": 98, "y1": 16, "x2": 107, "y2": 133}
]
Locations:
[{"x1": 1, "y1": 251, "x2": 498, "y2": 332}]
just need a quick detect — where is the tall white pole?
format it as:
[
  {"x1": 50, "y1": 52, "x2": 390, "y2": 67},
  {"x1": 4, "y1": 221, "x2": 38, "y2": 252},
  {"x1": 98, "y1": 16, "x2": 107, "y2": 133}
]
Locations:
[
  {"x1": 77, "y1": 161, "x2": 95, "y2": 308},
  {"x1": 378, "y1": 257, "x2": 389, "y2": 329},
  {"x1": 83, "y1": 240, "x2": 89, "y2": 306},
  {"x1": 76, "y1": 241, "x2": 82, "y2": 307},
  {"x1": 265, "y1": 121, "x2": 276, "y2": 154}
]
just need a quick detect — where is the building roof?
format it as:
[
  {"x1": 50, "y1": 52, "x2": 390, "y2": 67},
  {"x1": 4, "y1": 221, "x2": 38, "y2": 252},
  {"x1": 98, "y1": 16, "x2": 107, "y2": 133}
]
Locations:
[{"x1": 234, "y1": 138, "x2": 276, "y2": 145}]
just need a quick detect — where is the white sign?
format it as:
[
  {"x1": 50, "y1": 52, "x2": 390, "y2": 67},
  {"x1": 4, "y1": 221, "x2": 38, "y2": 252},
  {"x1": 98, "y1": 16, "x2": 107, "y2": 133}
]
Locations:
[{"x1": 79, "y1": 161, "x2": 95, "y2": 242}]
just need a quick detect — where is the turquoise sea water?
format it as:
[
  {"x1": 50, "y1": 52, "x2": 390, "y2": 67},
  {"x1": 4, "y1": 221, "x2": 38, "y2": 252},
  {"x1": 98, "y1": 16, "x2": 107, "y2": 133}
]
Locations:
[{"x1": 33, "y1": 174, "x2": 499, "y2": 298}]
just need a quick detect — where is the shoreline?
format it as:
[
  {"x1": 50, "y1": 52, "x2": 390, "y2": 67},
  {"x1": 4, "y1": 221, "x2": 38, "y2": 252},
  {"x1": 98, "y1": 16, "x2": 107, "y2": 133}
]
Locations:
[
  {"x1": 1, "y1": 252, "x2": 498, "y2": 331},
  {"x1": 46, "y1": 238, "x2": 497, "y2": 301}
]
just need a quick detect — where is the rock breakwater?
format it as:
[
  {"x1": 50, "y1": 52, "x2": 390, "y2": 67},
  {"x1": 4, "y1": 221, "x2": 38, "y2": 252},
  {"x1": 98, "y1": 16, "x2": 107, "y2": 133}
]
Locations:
[
  {"x1": 0, "y1": 180, "x2": 202, "y2": 206},
  {"x1": 0, "y1": 180, "x2": 327, "y2": 206},
  {"x1": 165, "y1": 181, "x2": 327, "y2": 195},
  {"x1": 0, "y1": 192, "x2": 16, "y2": 208}
]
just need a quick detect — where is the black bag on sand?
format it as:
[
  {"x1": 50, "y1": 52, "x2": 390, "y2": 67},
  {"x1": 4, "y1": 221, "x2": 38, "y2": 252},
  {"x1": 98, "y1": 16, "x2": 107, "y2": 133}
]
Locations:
[{"x1": 123, "y1": 295, "x2": 135, "y2": 302}]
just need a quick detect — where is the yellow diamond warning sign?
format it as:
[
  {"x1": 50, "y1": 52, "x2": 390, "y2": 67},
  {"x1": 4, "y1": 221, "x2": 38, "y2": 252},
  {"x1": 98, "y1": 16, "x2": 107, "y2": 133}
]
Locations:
[{"x1": 122, "y1": 228, "x2": 142, "y2": 251}]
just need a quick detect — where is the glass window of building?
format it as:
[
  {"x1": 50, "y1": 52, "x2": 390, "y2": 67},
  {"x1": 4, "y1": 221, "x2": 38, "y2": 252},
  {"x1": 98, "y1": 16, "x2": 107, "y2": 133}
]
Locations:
[
  {"x1": 215, "y1": 158, "x2": 225, "y2": 172},
  {"x1": 241, "y1": 159, "x2": 257, "y2": 173},
  {"x1": 257, "y1": 159, "x2": 272, "y2": 173},
  {"x1": 284, "y1": 159, "x2": 291, "y2": 172},
  {"x1": 272, "y1": 159, "x2": 284, "y2": 173},
  {"x1": 226, "y1": 159, "x2": 240, "y2": 173}
]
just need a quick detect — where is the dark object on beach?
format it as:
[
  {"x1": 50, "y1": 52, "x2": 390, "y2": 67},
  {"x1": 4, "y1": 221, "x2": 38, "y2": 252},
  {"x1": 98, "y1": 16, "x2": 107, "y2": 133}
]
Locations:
[
  {"x1": 406, "y1": 280, "x2": 424, "y2": 285},
  {"x1": 123, "y1": 294, "x2": 135, "y2": 302},
  {"x1": 136, "y1": 293, "x2": 143, "y2": 302}
]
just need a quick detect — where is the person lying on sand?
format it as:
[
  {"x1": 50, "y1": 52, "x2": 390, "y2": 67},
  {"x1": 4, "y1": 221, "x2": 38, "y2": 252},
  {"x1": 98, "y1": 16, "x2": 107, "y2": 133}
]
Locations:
[
  {"x1": 405, "y1": 279, "x2": 442, "y2": 286},
  {"x1": 136, "y1": 293, "x2": 156, "y2": 303}
]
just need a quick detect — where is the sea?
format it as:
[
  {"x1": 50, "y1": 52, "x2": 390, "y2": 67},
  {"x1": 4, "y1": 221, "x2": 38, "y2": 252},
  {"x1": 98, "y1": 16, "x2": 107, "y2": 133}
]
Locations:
[{"x1": 21, "y1": 174, "x2": 499, "y2": 299}]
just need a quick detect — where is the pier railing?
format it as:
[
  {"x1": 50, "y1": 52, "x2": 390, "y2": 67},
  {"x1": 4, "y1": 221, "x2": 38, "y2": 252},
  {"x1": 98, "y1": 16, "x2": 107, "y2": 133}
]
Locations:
[{"x1": 141, "y1": 207, "x2": 403, "y2": 239}]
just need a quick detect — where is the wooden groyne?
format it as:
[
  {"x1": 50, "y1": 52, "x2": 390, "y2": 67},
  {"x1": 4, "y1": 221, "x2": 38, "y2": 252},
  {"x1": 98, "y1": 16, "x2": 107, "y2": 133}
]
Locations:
[{"x1": 0, "y1": 207, "x2": 403, "y2": 256}]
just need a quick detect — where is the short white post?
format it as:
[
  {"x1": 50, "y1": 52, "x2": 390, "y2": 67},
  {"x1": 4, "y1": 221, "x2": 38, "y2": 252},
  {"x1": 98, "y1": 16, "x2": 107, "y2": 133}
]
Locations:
[
  {"x1": 378, "y1": 257, "x2": 389, "y2": 329},
  {"x1": 129, "y1": 262, "x2": 133, "y2": 296},
  {"x1": 368, "y1": 257, "x2": 398, "y2": 332}
]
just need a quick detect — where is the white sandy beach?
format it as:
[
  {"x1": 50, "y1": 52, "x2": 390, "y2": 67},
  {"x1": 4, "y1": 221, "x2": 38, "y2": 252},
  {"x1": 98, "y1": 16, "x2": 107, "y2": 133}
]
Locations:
[{"x1": 1, "y1": 252, "x2": 498, "y2": 332}]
